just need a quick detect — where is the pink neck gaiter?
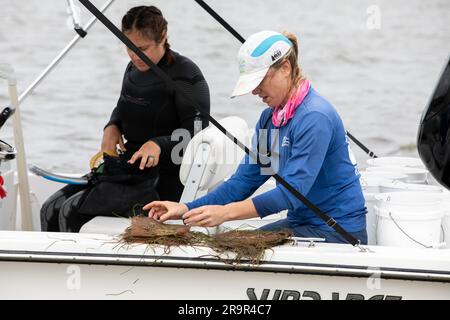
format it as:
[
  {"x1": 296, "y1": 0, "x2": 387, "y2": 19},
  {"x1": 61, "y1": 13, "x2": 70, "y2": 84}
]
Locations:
[{"x1": 272, "y1": 79, "x2": 311, "y2": 127}]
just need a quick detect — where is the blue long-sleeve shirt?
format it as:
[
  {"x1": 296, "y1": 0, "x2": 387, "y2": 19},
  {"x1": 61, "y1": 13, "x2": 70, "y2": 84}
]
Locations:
[{"x1": 186, "y1": 87, "x2": 366, "y2": 232}]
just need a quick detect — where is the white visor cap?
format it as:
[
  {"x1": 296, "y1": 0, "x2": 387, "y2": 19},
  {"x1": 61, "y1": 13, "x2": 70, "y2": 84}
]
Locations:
[{"x1": 231, "y1": 31, "x2": 293, "y2": 98}]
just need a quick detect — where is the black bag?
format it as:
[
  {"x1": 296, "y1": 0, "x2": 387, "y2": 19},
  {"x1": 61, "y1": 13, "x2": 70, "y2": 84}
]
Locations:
[{"x1": 76, "y1": 154, "x2": 160, "y2": 217}]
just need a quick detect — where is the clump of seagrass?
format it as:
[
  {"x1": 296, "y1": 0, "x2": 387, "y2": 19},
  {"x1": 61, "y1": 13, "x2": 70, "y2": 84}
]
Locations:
[
  {"x1": 122, "y1": 216, "x2": 190, "y2": 248},
  {"x1": 121, "y1": 216, "x2": 210, "y2": 253},
  {"x1": 210, "y1": 229, "x2": 293, "y2": 264},
  {"x1": 120, "y1": 217, "x2": 293, "y2": 264}
]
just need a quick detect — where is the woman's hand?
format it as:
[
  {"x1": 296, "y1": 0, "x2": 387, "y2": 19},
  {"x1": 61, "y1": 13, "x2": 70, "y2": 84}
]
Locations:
[
  {"x1": 101, "y1": 125, "x2": 125, "y2": 155},
  {"x1": 128, "y1": 140, "x2": 161, "y2": 169},
  {"x1": 182, "y1": 205, "x2": 229, "y2": 227},
  {"x1": 144, "y1": 201, "x2": 189, "y2": 222}
]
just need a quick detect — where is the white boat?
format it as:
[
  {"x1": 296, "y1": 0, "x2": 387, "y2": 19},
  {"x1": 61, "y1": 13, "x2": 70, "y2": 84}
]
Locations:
[
  {"x1": 0, "y1": 0, "x2": 449, "y2": 300},
  {"x1": 2, "y1": 151, "x2": 450, "y2": 300},
  {"x1": 2, "y1": 229, "x2": 450, "y2": 300}
]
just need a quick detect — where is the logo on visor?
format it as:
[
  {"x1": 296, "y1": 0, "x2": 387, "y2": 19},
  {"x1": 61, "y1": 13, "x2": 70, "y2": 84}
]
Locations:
[
  {"x1": 271, "y1": 50, "x2": 282, "y2": 61},
  {"x1": 239, "y1": 59, "x2": 246, "y2": 74}
]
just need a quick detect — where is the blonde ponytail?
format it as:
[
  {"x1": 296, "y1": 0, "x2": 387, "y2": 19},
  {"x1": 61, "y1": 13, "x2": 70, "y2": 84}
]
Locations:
[
  {"x1": 272, "y1": 30, "x2": 305, "y2": 87},
  {"x1": 282, "y1": 31, "x2": 299, "y2": 60}
]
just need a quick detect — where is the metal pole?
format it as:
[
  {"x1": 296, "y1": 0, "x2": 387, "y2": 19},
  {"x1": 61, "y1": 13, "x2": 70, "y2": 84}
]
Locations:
[
  {"x1": 9, "y1": 80, "x2": 33, "y2": 231},
  {"x1": 18, "y1": 0, "x2": 115, "y2": 104},
  {"x1": 0, "y1": 63, "x2": 33, "y2": 230}
]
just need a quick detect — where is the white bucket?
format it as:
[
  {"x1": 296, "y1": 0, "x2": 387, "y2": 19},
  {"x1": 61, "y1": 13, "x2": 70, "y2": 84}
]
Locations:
[
  {"x1": 360, "y1": 172, "x2": 408, "y2": 245},
  {"x1": 441, "y1": 193, "x2": 450, "y2": 249},
  {"x1": 366, "y1": 166, "x2": 429, "y2": 184},
  {"x1": 443, "y1": 212, "x2": 450, "y2": 249},
  {"x1": 364, "y1": 192, "x2": 378, "y2": 245},
  {"x1": 366, "y1": 156, "x2": 425, "y2": 169},
  {"x1": 359, "y1": 171, "x2": 408, "y2": 193},
  {"x1": 379, "y1": 181, "x2": 443, "y2": 194},
  {"x1": 374, "y1": 192, "x2": 443, "y2": 248}
]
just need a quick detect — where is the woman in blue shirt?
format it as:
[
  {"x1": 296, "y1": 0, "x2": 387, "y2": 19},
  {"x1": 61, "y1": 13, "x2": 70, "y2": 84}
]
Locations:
[{"x1": 144, "y1": 30, "x2": 367, "y2": 244}]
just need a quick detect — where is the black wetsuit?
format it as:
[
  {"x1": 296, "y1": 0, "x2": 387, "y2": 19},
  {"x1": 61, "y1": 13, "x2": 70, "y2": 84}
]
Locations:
[
  {"x1": 41, "y1": 50, "x2": 210, "y2": 232},
  {"x1": 107, "y1": 50, "x2": 210, "y2": 200}
]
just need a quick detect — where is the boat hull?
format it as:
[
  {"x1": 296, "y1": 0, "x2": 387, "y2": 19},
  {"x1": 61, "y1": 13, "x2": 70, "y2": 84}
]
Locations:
[
  {"x1": 1, "y1": 259, "x2": 449, "y2": 300},
  {"x1": 1, "y1": 233, "x2": 450, "y2": 301}
]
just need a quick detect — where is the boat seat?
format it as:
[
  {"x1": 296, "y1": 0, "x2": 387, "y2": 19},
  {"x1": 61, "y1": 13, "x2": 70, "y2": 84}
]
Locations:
[{"x1": 178, "y1": 116, "x2": 249, "y2": 202}]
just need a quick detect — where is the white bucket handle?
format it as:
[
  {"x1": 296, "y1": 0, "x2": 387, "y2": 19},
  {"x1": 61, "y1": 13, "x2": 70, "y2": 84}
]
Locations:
[{"x1": 388, "y1": 212, "x2": 445, "y2": 249}]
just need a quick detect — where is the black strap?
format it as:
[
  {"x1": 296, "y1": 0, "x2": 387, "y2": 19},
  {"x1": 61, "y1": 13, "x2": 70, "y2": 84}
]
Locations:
[
  {"x1": 75, "y1": 27, "x2": 87, "y2": 38},
  {"x1": 193, "y1": 0, "x2": 377, "y2": 159},
  {"x1": 255, "y1": 112, "x2": 274, "y2": 166},
  {"x1": 78, "y1": 0, "x2": 360, "y2": 247},
  {"x1": 194, "y1": 0, "x2": 245, "y2": 43},
  {"x1": 346, "y1": 131, "x2": 377, "y2": 159}
]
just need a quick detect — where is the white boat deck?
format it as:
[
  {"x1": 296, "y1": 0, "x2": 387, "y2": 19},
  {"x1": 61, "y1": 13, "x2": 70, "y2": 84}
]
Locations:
[{"x1": 1, "y1": 230, "x2": 449, "y2": 281}]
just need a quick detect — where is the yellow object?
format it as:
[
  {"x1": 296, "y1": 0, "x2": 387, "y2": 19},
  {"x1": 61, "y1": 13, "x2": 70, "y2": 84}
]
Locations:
[{"x1": 89, "y1": 150, "x2": 118, "y2": 169}]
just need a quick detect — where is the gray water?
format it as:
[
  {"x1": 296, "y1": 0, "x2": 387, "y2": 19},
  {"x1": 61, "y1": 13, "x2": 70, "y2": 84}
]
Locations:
[{"x1": 0, "y1": 0, "x2": 449, "y2": 173}]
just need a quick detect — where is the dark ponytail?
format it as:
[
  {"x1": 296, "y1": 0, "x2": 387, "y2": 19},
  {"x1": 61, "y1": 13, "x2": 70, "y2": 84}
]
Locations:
[{"x1": 122, "y1": 6, "x2": 174, "y2": 62}]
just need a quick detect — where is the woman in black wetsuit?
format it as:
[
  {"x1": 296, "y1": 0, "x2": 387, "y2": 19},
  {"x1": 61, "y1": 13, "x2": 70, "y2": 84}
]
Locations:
[{"x1": 40, "y1": 5, "x2": 210, "y2": 232}]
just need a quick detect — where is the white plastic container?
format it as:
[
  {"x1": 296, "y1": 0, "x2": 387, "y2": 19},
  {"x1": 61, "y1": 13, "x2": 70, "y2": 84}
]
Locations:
[
  {"x1": 364, "y1": 192, "x2": 378, "y2": 245},
  {"x1": 366, "y1": 166, "x2": 429, "y2": 184},
  {"x1": 374, "y1": 192, "x2": 444, "y2": 248},
  {"x1": 443, "y1": 211, "x2": 450, "y2": 249},
  {"x1": 379, "y1": 181, "x2": 443, "y2": 194},
  {"x1": 366, "y1": 157, "x2": 425, "y2": 169},
  {"x1": 360, "y1": 172, "x2": 408, "y2": 245},
  {"x1": 441, "y1": 193, "x2": 450, "y2": 249},
  {"x1": 359, "y1": 171, "x2": 408, "y2": 193}
]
